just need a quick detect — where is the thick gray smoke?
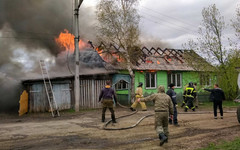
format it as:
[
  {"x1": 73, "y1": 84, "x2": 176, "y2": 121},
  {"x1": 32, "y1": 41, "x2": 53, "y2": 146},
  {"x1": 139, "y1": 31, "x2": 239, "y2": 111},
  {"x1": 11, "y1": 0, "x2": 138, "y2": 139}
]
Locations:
[
  {"x1": 0, "y1": 0, "x2": 97, "y2": 55},
  {"x1": 0, "y1": 73, "x2": 22, "y2": 113},
  {"x1": 0, "y1": 0, "x2": 97, "y2": 112},
  {"x1": 140, "y1": 36, "x2": 171, "y2": 49}
]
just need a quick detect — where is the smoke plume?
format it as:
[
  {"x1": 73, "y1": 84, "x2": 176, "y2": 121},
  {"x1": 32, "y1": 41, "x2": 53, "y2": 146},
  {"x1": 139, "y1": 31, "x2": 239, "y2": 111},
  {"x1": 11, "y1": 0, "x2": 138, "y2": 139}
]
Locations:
[{"x1": 0, "y1": 0, "x2": 97, "y2": 112}]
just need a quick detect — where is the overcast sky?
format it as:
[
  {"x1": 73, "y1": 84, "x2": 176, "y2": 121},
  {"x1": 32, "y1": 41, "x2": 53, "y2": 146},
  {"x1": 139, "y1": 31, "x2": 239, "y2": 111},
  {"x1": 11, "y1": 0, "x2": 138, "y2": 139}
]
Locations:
[
  {"x1": 0, "y1": 0, "x2": 239, "y2": 74},
  {"x1": 84, "y1": 0, "x2": 240, "y2": 49}
]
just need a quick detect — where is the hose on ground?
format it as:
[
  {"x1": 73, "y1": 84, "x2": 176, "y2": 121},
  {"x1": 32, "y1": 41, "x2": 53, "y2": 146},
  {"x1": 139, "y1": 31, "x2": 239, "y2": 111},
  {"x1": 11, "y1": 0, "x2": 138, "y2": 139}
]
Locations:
[
  {"x1": 103, "y1": 113, "x2": 153, "y2": 130},
  {"x1": 103, "y1": 102, "x2": 153, "y2": 130}
]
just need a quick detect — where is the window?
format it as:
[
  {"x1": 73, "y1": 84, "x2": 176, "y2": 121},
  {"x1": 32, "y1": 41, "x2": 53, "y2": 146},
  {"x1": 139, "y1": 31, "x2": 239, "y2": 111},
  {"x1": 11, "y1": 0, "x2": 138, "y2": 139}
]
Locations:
[
  {"x1": 167, "y1": 73, "x2": 182, "y2": 88},
  {"x1": 146, "y1": 72, "x2": 156, "y2": 89},
  {"x1": 115, "y1": 80, "x2": 129, "y2": 90},
  {"x1": 200, "y1": 74, "x2": 211, "y2": 86}
]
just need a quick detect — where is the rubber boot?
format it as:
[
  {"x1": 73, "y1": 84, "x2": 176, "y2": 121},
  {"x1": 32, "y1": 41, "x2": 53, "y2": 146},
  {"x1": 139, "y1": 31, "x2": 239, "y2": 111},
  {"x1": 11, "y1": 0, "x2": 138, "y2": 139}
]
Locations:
[
  {"x1": 111, "y1": 114, "x2": 117, "y2": 123},
  {"x1": 158, "y1": 133, "x2": 168, "y2": 146},
  {"x1": 102, "y1": 114, "x2": 105, "y2": 122}
]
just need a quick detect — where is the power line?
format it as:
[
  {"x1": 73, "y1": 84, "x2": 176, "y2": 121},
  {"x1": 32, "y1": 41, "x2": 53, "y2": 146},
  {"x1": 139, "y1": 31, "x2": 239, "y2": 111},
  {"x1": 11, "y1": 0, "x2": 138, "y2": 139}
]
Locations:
[
  {"x1": 140, "y1": 16, "x2": 193, "y2": 36},
  {"x1": 140, "y1": 11, "x2": 197, "y2": 34},
  {"x1": 140, "y1": 6, "x2": 197, "y2": 27}
]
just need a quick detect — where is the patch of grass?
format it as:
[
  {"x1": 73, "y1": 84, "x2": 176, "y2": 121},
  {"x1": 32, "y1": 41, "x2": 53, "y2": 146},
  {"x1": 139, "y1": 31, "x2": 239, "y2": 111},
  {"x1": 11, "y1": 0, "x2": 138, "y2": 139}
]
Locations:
[
  {"x1": 199, "y1": 138, "x2": 240, "y2": 150},
  {"x1": 222, "y1": 101, "x2": 239, "y2": 107}
]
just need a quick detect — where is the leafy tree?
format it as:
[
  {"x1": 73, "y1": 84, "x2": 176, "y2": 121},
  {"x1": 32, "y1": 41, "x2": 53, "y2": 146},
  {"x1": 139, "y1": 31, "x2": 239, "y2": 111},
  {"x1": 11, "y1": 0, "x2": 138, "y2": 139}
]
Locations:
[
  {"x1": 232, "y1": 5, "x2": 240, "y2": 40},
  {"x1": 183, "y1": 4, "x2": 240, "y2": 100},
  {"x1": 198, "y1": 4, "x2": 226, "y2": 65},
  {"x1": 96, "y1": 0, "x2": 140, "y2": 100}
]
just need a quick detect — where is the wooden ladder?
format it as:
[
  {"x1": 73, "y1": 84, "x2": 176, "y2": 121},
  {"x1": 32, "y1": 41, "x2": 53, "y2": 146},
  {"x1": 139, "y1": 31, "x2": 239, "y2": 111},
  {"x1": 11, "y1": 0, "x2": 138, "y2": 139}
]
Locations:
[{"x1": 39, "y1": 60, "x2": 60, "y2": 117}]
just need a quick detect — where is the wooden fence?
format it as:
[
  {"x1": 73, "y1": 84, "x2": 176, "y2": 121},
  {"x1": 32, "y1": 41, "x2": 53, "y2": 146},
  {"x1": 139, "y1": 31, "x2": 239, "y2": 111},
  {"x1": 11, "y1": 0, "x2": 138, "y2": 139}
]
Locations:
[{"x1": 79, "y1": 80, "x2": 108, "y2": 109}]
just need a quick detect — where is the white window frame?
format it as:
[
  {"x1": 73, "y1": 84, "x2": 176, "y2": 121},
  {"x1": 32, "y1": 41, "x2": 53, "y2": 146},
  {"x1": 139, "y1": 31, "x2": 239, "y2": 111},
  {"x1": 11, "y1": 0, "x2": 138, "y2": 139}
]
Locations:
[
  {"x1": 168, "y1": 73, "x2": 182, "y2": 88},
  {"x1": 145, "y1": 72, "x2": 157, "y2": 89},
  {"x1": 115, "y1": 80, "x2": 129, "y2": 90},
  {"x1": 200, "y1": 74, "x2": 211, "y2": 86}
]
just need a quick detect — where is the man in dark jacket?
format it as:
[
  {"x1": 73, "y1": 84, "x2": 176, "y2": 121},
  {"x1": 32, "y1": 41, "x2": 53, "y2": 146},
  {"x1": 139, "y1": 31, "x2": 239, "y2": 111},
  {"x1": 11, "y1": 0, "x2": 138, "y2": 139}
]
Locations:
[
  {"x1": 99, "y1": 80, "x2": 117, "y2": 123},
  {"x1": 166, "y1": 83, "x2": 179, "y2": 126},
  {"x1": 204, "y1": 84, "x2": 225, "y2": 119}
]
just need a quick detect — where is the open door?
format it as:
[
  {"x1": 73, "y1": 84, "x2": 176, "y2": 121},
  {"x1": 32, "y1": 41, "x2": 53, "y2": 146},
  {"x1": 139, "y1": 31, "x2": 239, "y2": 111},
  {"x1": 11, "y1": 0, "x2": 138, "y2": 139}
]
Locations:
[{"x1": 19, "y1": 90, "x2": 28, "y2": 116}]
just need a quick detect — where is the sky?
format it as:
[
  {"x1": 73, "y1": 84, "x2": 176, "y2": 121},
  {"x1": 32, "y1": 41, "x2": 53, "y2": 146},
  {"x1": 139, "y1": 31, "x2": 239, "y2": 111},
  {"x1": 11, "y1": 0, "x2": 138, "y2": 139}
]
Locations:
[
  {"x1": 0, "y1": 0, "x2": 239, "y2": 74},
  {"x1": 84, "y1": 0, "x2": 240, "y2": 49}
]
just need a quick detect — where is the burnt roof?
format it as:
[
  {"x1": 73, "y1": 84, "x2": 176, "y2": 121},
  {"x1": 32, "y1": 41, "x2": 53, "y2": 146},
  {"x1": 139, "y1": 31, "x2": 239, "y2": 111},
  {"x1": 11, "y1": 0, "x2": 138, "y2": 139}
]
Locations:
[
  {"x1": 100, "y1": 46, "x2": 201, "y2": 71},
  {"x1": 134, "y1": 47, "x2": 194, "y2": 71},
  {"x1": 21, "y1": 48, "x2": 117, "y2": 82}
]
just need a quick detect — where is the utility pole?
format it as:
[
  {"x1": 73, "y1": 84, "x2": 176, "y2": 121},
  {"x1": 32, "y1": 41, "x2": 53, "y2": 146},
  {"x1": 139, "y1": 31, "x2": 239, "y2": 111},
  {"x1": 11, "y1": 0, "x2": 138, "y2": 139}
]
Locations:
[{"x1": 74, "y1": 0, "x2": 83, "y2": 112}]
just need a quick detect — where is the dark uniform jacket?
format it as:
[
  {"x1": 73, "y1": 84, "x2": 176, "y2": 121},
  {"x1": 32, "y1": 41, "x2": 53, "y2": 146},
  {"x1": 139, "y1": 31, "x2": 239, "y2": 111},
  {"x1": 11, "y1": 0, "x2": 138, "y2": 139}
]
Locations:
[
  {"x1": 166, "y1": 88, "x2": 177, "y2": 106},
  {"x1": 99, "y1": 85, "x2": 117, "y2": 103},
  {"x1": 204, "y1": 88, "x2": 225, "y2": 102},
  {"x1": 183, "y1": 86, "x2": 196, "y2": 99}
]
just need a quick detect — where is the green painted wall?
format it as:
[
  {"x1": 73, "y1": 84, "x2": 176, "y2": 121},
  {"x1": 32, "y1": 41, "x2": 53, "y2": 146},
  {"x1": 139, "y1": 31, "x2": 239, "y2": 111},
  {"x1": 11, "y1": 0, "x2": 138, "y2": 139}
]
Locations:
[
  {"x1": 115, "y1": 70, "x2": 217, "y2": 104},
  {"x1": 134, "y1": 71, "x2": 207, "y2": 103},
  {"x1": 134, "y1": 71, "x2": 168, "y2": 96}
]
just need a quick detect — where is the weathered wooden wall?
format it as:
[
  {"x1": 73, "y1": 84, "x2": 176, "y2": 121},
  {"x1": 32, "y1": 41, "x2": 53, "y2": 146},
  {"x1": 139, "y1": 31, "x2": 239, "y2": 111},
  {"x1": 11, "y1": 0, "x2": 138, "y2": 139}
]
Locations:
[
  {"x1": 28, "y1": 79, "x2": 110, "y2": 112},
  {"x1": 79, "y1": 80, "x2": 107, "y2": 109}
]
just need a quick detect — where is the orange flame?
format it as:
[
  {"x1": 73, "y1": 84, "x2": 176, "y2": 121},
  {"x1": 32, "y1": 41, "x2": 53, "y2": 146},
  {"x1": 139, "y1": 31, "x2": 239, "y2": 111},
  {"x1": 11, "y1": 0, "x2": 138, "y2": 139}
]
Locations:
[
  {"x1": 157, "y1": 60, "x2": 160, "y2": 64},
  {"x1": 146, "y1": 60, "x2": 153, "y2": 63},
  {"x1": 55, "y1": 29, "x2": 88, "y2": 53},
  {"x1": 95, "y1": 47, "x2": 124, "y2": 63}
]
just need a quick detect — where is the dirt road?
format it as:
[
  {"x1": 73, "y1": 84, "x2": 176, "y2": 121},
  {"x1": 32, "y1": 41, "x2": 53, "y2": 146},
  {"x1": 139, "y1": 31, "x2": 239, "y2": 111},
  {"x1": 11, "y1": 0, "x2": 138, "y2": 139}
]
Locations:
[{"x1": 0, "y1": 107, "x2": 239, "y2": 150}]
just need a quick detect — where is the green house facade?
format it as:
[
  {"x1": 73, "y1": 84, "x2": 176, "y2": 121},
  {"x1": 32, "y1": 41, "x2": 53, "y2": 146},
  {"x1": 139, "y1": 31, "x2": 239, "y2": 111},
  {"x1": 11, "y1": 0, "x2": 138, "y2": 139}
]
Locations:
[{"x1": 112, "y1": 48, "x2": 215, "y2": 105}]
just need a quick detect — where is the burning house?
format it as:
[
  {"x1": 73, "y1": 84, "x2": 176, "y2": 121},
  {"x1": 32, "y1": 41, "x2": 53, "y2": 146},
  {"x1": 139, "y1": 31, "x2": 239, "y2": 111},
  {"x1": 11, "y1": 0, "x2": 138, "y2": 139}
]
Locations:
[
  {"x1": 98, "y1": 46, "x2": 215, "y2": 104},
  {"x1": 20, "y1": 31, "x2": 117, "y2": 113},
  {"x1": 19, "y1": 28, "x2": 214, "y2": 113},
  {"x1": 21, "y1": 49, "x2": 117, "y2": 112}
]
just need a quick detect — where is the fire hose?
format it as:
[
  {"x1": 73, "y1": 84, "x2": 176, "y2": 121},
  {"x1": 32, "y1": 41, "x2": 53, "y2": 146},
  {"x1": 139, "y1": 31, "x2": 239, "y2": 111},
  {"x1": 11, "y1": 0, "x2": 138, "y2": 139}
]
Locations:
[{"x1": 103, "y1": 102, "x2": 154, "y2": 130}]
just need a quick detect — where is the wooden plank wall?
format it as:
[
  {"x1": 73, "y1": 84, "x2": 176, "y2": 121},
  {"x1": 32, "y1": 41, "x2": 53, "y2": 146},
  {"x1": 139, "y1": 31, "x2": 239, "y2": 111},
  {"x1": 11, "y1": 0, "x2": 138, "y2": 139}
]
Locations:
[{"x1": 80, "y1": 80, "x2": 107, "y2": 109}]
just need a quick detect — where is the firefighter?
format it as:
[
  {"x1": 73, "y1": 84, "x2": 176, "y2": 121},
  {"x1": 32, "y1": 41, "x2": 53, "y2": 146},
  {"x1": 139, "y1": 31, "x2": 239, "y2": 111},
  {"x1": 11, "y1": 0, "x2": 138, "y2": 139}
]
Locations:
[
  {"x1": 99, "y1": 80, "x2": 117, "y2": 123},
  {"x1": 184, "y1": 82, "x2": 197, "y2": 112},
  {"x1": 130, "y1": 82, "x2": 147, "y2": 111},
  {"x1": 138, "y1": 85, "x2": 173, "y2": 146},
  {"x1": 166, "y1": 83, "x2": 179, "y2": 126},
  {"x1": 181, "y1": 84, "x2": 188, "y2": 107}
]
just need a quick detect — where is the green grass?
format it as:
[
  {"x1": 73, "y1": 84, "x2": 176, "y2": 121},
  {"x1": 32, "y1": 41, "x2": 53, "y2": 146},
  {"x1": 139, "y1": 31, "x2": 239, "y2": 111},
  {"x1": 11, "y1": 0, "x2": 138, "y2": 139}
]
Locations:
[{"x1": 198, "y1": 138, "x2": 240, "y2": 150}]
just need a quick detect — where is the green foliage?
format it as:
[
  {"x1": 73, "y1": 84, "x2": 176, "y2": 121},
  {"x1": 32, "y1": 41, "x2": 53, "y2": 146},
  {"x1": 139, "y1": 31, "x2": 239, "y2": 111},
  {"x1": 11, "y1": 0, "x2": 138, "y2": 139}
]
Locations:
[
  {"x1": 218, "y1": 50, "x2": 240, "y2": 100},
  {"x1": 199, "y1": 138, "x2": 240, "y2": 150},
  {"x1": 183, "y1": 4, "x2": 240, "y2": 101}
]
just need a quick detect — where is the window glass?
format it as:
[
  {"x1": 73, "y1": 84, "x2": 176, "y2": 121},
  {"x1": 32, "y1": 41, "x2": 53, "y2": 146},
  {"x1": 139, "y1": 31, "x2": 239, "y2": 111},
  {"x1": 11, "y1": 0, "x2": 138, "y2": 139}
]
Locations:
[
  {"x1": 167, "y1": 73, "x2": 182, "y2": 88},
  {"x1": 146, "y1": 72, "x2": 156, "y2": 88}
]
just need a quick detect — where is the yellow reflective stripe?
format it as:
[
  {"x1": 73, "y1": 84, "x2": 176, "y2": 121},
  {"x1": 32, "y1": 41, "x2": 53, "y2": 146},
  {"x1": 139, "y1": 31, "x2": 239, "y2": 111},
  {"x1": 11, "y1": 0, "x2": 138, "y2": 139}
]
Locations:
[
  {"x1": 185, "y1": 106, "x2": 189, "y2": 109},
  {"x1": 186, "y1": 87, "x2": 194, "y2": 93}
]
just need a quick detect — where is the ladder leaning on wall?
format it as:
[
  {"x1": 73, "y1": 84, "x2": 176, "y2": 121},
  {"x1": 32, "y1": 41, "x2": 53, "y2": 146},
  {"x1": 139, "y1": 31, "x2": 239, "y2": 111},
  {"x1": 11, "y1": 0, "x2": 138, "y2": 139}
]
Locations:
[{"x1": 39, "y1": 60, "x2": 60, "y2": 117}]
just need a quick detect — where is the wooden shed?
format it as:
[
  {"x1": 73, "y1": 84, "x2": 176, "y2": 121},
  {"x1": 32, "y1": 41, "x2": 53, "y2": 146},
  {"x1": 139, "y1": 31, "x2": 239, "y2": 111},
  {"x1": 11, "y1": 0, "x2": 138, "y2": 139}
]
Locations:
[{"x1": 22, "y1": 71, "x2": 115, "y2": 112}]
